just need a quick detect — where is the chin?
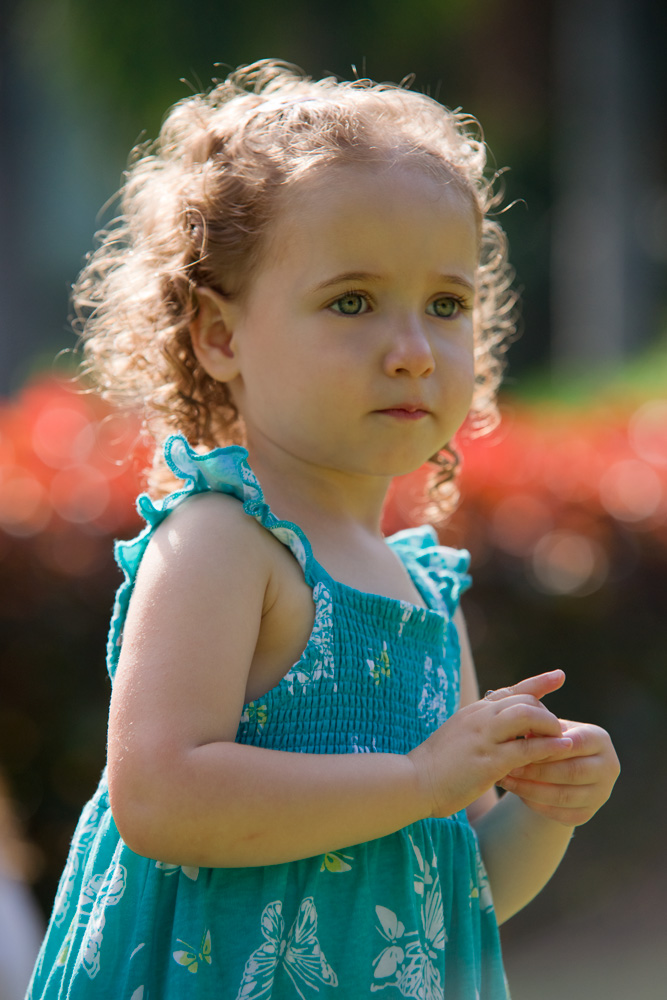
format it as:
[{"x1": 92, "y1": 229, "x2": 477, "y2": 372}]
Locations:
[{"x1": 368, "y1": 453, "x2": 436, "y2": 479}]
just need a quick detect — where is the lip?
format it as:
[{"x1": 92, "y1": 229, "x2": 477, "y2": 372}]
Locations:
[{"x1": 375, "y1": 405, "x2": 430, "y2": 420}]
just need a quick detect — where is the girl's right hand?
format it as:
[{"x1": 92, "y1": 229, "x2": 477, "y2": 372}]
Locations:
[{"x1": 408, "y1": 670, "x2": 574, "y2": 819}]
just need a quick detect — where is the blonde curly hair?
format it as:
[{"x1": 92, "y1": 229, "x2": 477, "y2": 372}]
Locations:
[{"x1": 75, "y1": 59, "x2": 516, "y2": 514}]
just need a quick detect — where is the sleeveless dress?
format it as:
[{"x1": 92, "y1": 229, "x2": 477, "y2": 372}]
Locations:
[{"x1": 28, "y1": 435, "x2": 510, "y2": 1000}]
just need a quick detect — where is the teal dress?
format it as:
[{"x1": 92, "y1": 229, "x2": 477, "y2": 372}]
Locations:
[{"x1": 28, "y1": 436, "x2": 509, "y2": 999}]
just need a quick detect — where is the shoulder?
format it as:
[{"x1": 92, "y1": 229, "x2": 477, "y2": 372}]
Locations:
[
  {"x1": 154, "y1": 488, "x2": 262, "y2": 541},
  {"x1": 116, "y1": 493, "x2": 278, "y2": 699},
  {"x1": 131, "y1": 491, "x2": 282, "y2": 617},
  {"x1": 145, "y1": 490, "x2": 277, "y2": 578}
]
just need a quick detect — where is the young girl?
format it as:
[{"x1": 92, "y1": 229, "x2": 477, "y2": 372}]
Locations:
[{"x1": 29, "y1": 60, "x2": 619, "y2": 999}]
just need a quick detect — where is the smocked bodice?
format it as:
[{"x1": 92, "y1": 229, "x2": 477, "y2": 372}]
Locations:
[{"x1": 109, "y1": 435, "x2": 471, "y2": 759}]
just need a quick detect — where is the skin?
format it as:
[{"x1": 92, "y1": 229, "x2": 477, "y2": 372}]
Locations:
[{"x1": 108, "y1": 160, "x2": 619, "y2": 924}]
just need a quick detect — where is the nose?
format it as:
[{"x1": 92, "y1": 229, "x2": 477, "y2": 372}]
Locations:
[{"x1": 383, "y1": 316, "x2": 435, "y2": 378}]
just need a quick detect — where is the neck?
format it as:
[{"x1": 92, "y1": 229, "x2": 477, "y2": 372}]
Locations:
[
  {"x1": 243, "y1": 432, "x2": 425, "y2": 605},
  {"x1": 244, "y1": 438, "x2": 392, "y2": 539}
]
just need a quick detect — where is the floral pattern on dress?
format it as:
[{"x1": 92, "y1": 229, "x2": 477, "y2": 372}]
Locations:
[
  {"x1": 367, "y1": 641, "x2": 391, "y2": 685},
  {"x1": 471, "y1": 844, "x2": 494, "y2": 912},
  {"x1": 155, "y1": 861, "x2": 200, "y2": 881},
  {"x1": 236, "y1": 897, "x2": 338, "y2": 999},
  {"x1": 417, "y1": 655, "x2": 450, "y2": 732},
  {"x1": 371, "y1": 837, "x2": 447, "y2": 999},
  {"x1": 397, "y1": 602, "x2": 414, "y2": 637},
  {"x1": 53, "y1": 794, "x2": 107, "y2": 928},
  {"x1": 286, "y1": 582, "x2": 335, "y2": 694},
  {"x1": 349, "y1": 735, "x2": 377, "y2": 753},
  {"x1": 396, "y1": 601, "x2": 427, "y2": 638},
  {"x1": 240, "y1": 464, "x2": 262, "y2": 502},
  {"x1": 58, "y1": 861, "x2": 127, "y2": 978},
  {"x1": 129, "y1": 945, "x2": 148, "y2": 1000},
  {"x1": 240, "y1": 703, "x2": 269, "y2": 731},
  {"x1": 320, "y1": 850, "x2": 353, "y2": 873}
]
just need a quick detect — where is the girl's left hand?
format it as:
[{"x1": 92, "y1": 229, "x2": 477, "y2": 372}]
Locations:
[{"x1": 496, "y1": 720, "x2": 620, "y2": 827}]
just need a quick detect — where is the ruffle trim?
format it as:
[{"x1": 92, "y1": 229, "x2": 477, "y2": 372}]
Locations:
[
  {"x1": 106, "y1": 435, "x2": 315, "y2": 678},
  {"x1": 387, "y1": 525, "x2": 471, "y2": 618}
]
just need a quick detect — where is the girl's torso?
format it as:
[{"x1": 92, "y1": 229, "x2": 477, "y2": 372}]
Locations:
[
  {"x1": 28, "y1": 436, "x2": 509, "y2": 1000},
  {"x1": 224, "y1": 492, "x2": 429, "y2": 705}
]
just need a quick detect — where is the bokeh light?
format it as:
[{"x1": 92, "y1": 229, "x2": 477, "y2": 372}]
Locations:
[
  {"x1": 49, "y1": 465, "x2": 111, "y2": 524},
  {"x1": 629, "y1": 399, "x2": 667, "y2": 467},
  {"x1": 489, "y1": 493, "x2": 554, "y2": 557},
  {"x1": 0, "y1": 473, "x2": 51, "y2": 537},
  {"x1": 31, "y1": 407, "x2": 95, "y2": 469},
  {"x1": 531, "y1": 529, "x2": 609, "y2": 596},
  {"x1": 598, "y1": 459, "x2": 663, "y2": 523},
  {"x1": 0, "y1": 378, "x2": 146, "y2": 571}
]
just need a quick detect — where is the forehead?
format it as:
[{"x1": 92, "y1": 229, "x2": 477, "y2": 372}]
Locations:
[{"x1": 260, "y1": 160, "x2": 480, "y2": 288}]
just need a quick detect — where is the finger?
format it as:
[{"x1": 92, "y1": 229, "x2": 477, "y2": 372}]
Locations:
[
  {"x1": 492, "y1": 701, "x2": 564, "y2": 743},
  {"x1": 507, "y1": 755, "x2": 600, "y2": 785},
  {"x1": 499, "y1": 735, "x2": 574, "y2": 773},
  {"x1": 485, "y1": 670, "x2": 565, "y2": 704},
  {"x1": 497, "y1": 775, "x2": 596, "y2": 808},
  {"x1": 543, "y1": 722, "x2": 611, "y2": 762},
  {"x1": 508, "y1": 798, "x2": 597, "y2": 828},
  {"x1": 558, "y1": 721, "x2": 606, "y2": 752}
]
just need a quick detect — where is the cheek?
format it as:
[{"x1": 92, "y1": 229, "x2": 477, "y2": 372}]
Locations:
[
  {"x1": 442, "y1": 339, "x2": 476, "y2": 415},
  {"x1": 439, "y1": 329, "x2": 475, "y2": 378}
]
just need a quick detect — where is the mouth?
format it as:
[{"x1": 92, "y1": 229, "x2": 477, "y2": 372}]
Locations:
[{"x1": 375, "y1": 405, "x2": 430, "y2": 420}]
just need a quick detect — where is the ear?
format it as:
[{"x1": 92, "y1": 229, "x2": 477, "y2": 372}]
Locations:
[{"x1": 189, "y1": 286, "x2": 241, "y2": 382}]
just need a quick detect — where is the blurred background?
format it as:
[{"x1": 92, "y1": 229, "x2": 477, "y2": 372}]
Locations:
[{"x1": 1, "y1": 0, "x2": 666, "y2": 997}]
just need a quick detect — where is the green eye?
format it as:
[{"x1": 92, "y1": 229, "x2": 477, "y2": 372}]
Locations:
[
  {"x1": 427, "y1": 296, "x2": 461, "y2": 319},
  {"x1": 331, "y1": 294, "x2": 368, "y2": 315}
]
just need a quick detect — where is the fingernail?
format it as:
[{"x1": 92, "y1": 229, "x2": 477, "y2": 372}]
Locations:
[{"x1": 557, "y1": 737, "x2": 573, "y2": 747}]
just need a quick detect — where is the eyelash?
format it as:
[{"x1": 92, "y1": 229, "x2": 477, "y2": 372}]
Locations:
[{"x1": 329, "y1": 291, "x2": 470, "y2": 318}]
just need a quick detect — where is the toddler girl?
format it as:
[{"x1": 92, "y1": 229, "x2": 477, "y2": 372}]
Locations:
[{"x1": 29, "y1": 60, "x2": 619, "y2": 999}]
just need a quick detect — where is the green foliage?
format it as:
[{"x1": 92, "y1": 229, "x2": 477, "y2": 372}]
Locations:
[{"x1": 23, "y1": 0, "x2": 496, "y2": 139}]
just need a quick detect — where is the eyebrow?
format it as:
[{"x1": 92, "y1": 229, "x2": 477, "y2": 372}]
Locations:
[
  {"x1": 312, "y1": 271, "x2": 383, "y2": 292},
  {"x1": 436, "y1": 274, "x2": 476, "y2": 294},
  {"x1": 312, "y1": 271, "x2": 475, "y2": 294}
]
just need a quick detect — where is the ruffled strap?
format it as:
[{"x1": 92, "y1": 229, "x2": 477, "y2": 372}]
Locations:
[
  {"x1": 387, "y1": 524, "x2": 471, "y2": 618},
  {"x1": 106, "y1": 435, "x2": 316, "y2": 679}
]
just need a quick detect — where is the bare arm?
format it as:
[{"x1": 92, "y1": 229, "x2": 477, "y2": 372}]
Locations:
[
  {"x1": 108, "y1": 494, "x2": 426, "y2": 867},
  {"x1": 108, "y1": 500, "x2": 578, "y2": 869},
  {"x1": 470, "y1": 787, "x2": 574, "y2": 924}
]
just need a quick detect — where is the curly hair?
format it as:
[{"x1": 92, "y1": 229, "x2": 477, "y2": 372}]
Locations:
[{"x1": 75, "y1": 59, "x2": 517, "y2": 516}]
